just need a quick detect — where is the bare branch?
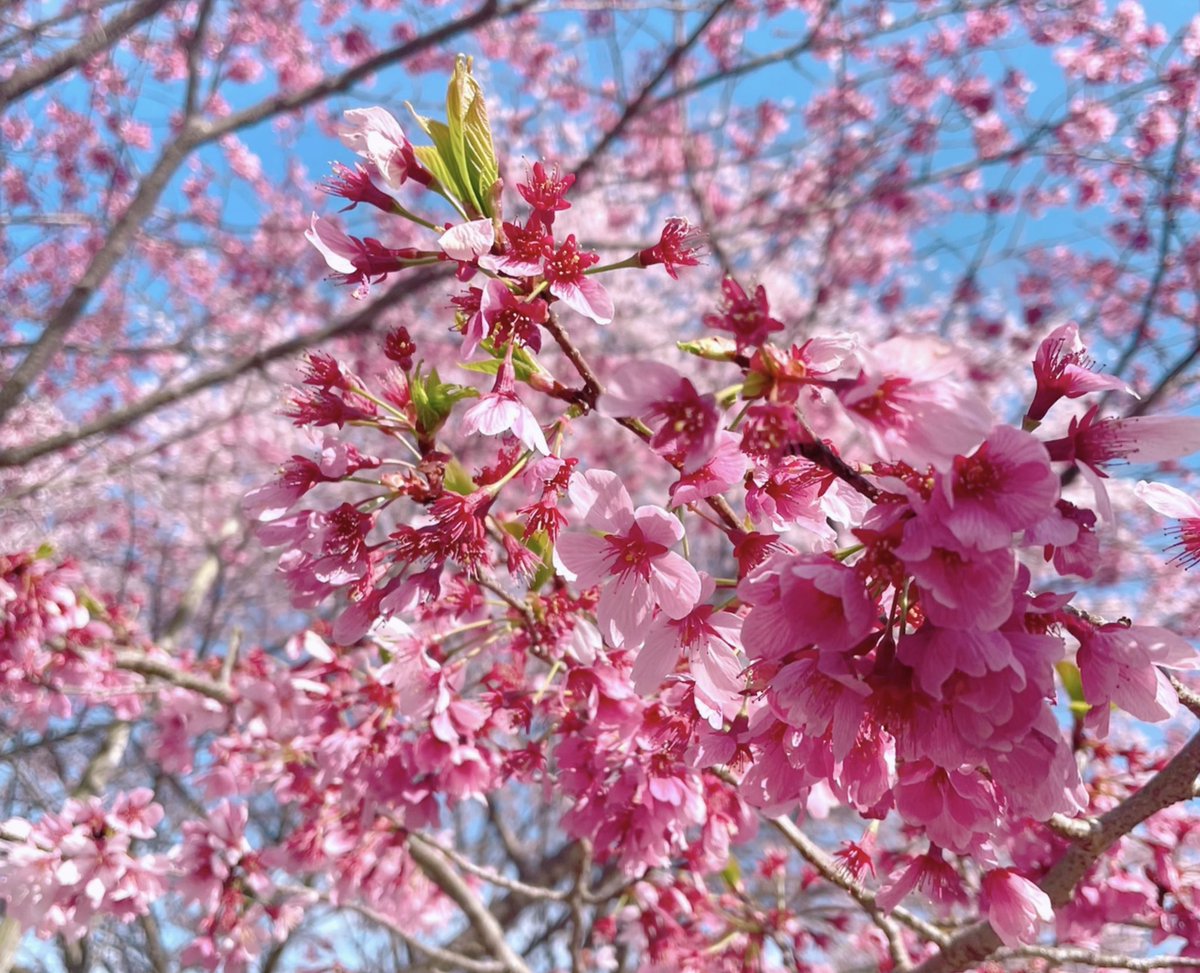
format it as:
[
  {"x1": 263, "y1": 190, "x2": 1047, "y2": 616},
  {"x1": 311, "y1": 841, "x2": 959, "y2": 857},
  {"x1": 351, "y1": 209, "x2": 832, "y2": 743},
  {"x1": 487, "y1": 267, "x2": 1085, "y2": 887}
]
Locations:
[{"x1": 0, "y1": 0, "x2": 173, "y2": 108}]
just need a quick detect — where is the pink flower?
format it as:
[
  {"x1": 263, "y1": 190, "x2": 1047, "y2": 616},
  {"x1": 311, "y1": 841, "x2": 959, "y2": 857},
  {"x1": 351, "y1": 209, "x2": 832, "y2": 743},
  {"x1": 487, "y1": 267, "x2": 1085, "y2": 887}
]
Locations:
[
  {"x1": 669, "y1": 430, "x2": 748, "y2": 507},
  {"x1": 1136, "y1": 479, "x2": 1200, "y2": 569},
  {"x1": 632, "y1": 575, "x2": 744, "y2": 728},
  {"x1": 638, "y1": 217, "x2": 705, "y2": 278},
  {"x1": 702, "y1": 276, "x2": 783, "y2": 351},
  {"x1": 1026, "y1": 321, "x2": 1132, "y2": 423},
  {"x1": 981, "y1": 868, "x2": 1053, "y2": 947},
  {"x1": 738, "y1": 552, "x2": 877, "y2": 660},
  {"x1": 896, "y1": 518, "x2": 1016, "y2": 631},
  {"x1": 603, "y1": 361, "x2": 720, "y2": 472},
  {"x1": 836, "y1": 336, "x2": 993, "y2": 468},
  {"x1": 305, "y1": 214, "x2": 422, "y2": 298},
  {"x1": 925, "y1": 425, "x2": 1060, "y2": 551},
  {"x1": 1044, "y1": 407, "x2": 1200, "y2": 518},
  {"x1": 876, "y1": 848, "x2": 966, "y2": 914},
  {"x1": 542, "y1": 234, "x2": 613, "y2": 324},
  {"x1": 320, "y1": 161, "x2": 397, "y2": 213},
  {"x1": 476, "y1": 278, "x2": 547, "y2": 354},
  {"x1": 517, "y1": 160, "x2": 575, "y2": 224},
  {"x1": 893, "y1": 760, "x2": 1002, "y2": 855},
  {"x1": 460, "y1": 354, "x2": 549, "y2": 454},
  {"x1": 338, "y1": 106, "x2": 413, "y2": 189},
  {"x1": 555, "y1": 469, "x2": 702, "y2": 647},
  {"x1": 478, "y1": 219, "x2": 553, "y2": 277},
  {"x1": 1064, "y1": 617, "x2": 1197, "y2": 734}
]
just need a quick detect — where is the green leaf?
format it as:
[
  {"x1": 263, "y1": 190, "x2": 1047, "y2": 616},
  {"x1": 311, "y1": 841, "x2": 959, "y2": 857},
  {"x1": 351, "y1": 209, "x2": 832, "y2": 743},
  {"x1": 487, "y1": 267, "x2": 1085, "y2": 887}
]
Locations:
[
  {"x1": 443, "y1": 459, "x2": 476, "y2": 495},
  {"x1": 1056, "y1": 660, "x2": 1088, "y2": 709},
  {"x1": 458, "y1": 340, "x2": 542, "y2": 384},
  {"x1": 409, "y1": 367, "x2": 476, "y2": 435}
]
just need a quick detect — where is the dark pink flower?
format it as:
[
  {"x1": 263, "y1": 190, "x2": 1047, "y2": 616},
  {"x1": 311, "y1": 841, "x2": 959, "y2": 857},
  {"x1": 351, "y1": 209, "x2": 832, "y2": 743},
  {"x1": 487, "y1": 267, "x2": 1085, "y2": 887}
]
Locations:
[
  {"x1": 926, "y1": 425, "x2": 1060, "y2": 550},
  {"x1": 981, "y1": 868, "x2": 1053, "y2": 947},
  {"x1": 320, "y1": 161, "x2": 397, "y2": 213},
  {"x1": 478, "y1": 279, "x2": 547, "y2": 353},
  {"x1": 893, "y1": 760, "x2": 1002, "y2": 855},
  {"x1": 1026, "y1": 321, "x2": 1133, "y2": 423},
  {"x1": 738, "y1": 552, "x2": 877, "y2": 660},
  {"x1": 638, "y1": 217, "x2": 705, "y2": 278},
  {"x1": 555, "y1": 470, "x2": 702, "y2": 647},
  {"x1": 702, "y1": 277, "x2": 783, "y2": 351},
  {"x1": 479, "y1": 219, "x2": 553, "y2": 277},
  {"x1": 896, "y1": 518, "x2": 1016, "y2": 631},
  {"x1": 517, "y1": 160, "x2": 575, "y2": 224},
  {"x1": 542, "y1": 234, "x2": 613, "y2": 324}
]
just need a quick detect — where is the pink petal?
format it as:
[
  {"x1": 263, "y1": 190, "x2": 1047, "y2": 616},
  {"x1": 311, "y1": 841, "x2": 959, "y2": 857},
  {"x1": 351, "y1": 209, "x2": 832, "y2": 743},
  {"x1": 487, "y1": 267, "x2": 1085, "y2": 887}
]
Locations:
[
  {"x1": 305, "y1": 214, "x2": 355, "y2": 275},
  {"x1": 1135, "y1": 480, "x2": 1200, "y2": 520},
  {"x1": 551, "y1": 276, "x2": 614, "y2": 324},
  {"x1": 648, "y1": 551, "x2": 702, "y2": 619},
  {"x1": 438, "y1": 219, "x2": 495, "y2": 261},
  {"x1": 569, "y1": 469, "x2": 634, "y2": 533}
]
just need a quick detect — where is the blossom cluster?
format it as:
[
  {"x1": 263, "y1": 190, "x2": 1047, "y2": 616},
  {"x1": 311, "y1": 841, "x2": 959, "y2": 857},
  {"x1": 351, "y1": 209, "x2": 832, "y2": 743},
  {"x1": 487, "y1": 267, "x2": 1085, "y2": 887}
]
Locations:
[{"x1": 5, "y1": 48, "x2": 1200, "y2": 972}]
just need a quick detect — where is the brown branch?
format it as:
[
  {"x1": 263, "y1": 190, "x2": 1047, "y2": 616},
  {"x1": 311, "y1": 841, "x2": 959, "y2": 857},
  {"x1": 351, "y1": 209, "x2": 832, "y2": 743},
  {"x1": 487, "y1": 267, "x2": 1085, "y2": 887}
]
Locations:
[
  {"x1": 0, "y1": 0, "x2": 173, "y2": 108},
  {"x1": 0, "y1": 270, "x2": 443, "y2": 468},
  {"x1": 573, "y1": 0, "x2": 738, "y2": 187},
  {"x1": 910, "y1": 728, "x2": 1200, "y2": 973},
  {"x1": 112, "y1": 651, "x2": 233, "y2": 703},
  {"x1": 0, "y1": 2, "x2": 529, "y2": 429},
  {"x1": 406, "y1": 836, "x2": 535, "y2": 973}
]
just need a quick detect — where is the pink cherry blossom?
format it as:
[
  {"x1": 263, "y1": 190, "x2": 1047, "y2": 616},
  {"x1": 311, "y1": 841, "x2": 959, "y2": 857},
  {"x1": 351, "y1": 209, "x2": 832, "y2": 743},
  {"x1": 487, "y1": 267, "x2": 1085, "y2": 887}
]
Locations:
[
  {"x1": 1026, "y1": 321, "x2": 1133, "y2": 423},
  {"x1": 338, "y1": 106, "x2": 413, "y2": 189},
  {"x1": 1136, "y1": 479, "x2": 1200, "y2": 569},
  {"x1": 603, "y1": 361, "x2": 720, "y2": 472},
  {"x1": 925, "y1": 425, "x2": 1060, "y2": 551},
  {"x1": 981, "y1": 868, "x2": 1053, "y2": 947},
  {"x1": 460, "y1": 355, "x2": 549, "y2": 454},
  {"x1": 738, "y1": 551, "x2": 877, "y2": 659},
  {"x1": 555, "y1": 469, "x2": 702, "y2": 646},
  {"x1": 542, "y1": 235, "x2": 613, "y2": 324}
]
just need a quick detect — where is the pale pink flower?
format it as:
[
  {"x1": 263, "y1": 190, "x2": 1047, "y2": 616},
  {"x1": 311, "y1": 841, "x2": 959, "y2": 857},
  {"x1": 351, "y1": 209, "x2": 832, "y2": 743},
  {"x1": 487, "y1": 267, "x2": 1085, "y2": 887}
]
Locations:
[
  {"x1": 981, "y1": 868, "x2": 1053, "y2": 947},
  {"x1": 460, "y1": 355, "x2": 549, "y2": 454},
  {"x1": 438, "y1": 218, "x2": 495, "y2": 262},
  {"x1": 1026, "y1": 321, "x2": 1132, "y2": 423},
  {"x1": 836, "y1": 335, "x2": 993, "y2": 468},
  {"x1": 1045, "y1": 407, "x2": 1200, "y2": 518},
  {"x1": 668, "y1": 430, "x2": 748, "y2": 507},
  {"x1": 1136, "y1": 479, "x2": 1200, "y2": 569},
  {"x1": 876, "y1": 848, "x2": 966, "y2": 914},
  {"x1": 632, "y1": 575, "x2": 744, "y2": 727},
  {"x1": 338, "y1": 106, "x2": 411, "y2": 188},
  {"x1": 1064, "y1": 617, "x2": 1197, "y2": 734},
  {"x1": 304, "y1": 214, "x2": 420, "y2": 298},
  {"x1": 603, "y1": 361, "x2": 720, "y2": 472},
  {"x1": 554, "y1": 470, "x2": 701, "y2": 647}
]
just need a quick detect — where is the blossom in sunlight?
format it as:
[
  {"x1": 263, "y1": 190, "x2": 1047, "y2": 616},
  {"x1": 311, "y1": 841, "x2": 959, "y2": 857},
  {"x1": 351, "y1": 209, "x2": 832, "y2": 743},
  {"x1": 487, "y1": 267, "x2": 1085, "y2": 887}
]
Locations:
[{"x1": 555, "y1": 470, "x2": 701, "y2": 647}]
